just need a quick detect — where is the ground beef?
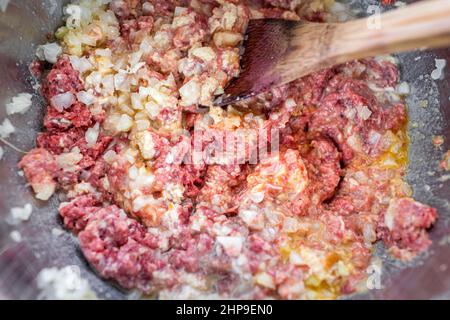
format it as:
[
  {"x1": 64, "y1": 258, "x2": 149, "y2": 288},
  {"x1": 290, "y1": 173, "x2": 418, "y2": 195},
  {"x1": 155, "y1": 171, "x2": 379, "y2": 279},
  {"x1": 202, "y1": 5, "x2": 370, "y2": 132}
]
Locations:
[
  {"x1": 43, "y1": 102, "x2": 93, "y2": 131},
  {"x1": 41, "y1": 56, "x2": 83, "y2": 100},
  {"x1": 59, "y1": 195, "x2": 102, "y2": 233},
  {"x1": 78, "y1": 205, "x2": 163, "y2": 293},
  {"x1": 378, "y1": 198, "x2": 438, "y2": 259},
  {"x1": 19, "y1": 148, "x2": 58, "y2": 201},
  {"x1": 20, "y1": 0, "x2": 438, "y2": 300}
]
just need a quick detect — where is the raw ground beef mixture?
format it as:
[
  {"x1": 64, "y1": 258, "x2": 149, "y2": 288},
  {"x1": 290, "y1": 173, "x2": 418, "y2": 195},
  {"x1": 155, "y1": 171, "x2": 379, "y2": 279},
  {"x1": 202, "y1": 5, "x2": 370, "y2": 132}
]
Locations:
[{"x1": 19, "y1": 0, "x2": 438, "y2": 299}]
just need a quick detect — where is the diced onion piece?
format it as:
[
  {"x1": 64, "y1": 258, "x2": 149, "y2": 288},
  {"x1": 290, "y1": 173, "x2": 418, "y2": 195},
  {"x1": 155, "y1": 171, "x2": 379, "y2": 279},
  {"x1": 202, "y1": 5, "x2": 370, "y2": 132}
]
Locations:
[
  {"x1": 135, "y1": 119, "x2": 150, "y2": 131},
  {"x1": 51, "y1": 92, "x2": 75, "y2": 112},
  {"x1": 368, "y1": 130, "x2": 382, "y2": 145},
  {"x1": 384, "y1": 200, "x2": 396, "y2": 231},
  {"x1": 76, "y1": 91, "x2": 96, "y2": 105},
  {"x1": 191, "y1": 47, "x2": 217, "y2": 62},
  {"x1": 0, "y1": 118, "x2": 15, "y2": 138},
  {"x1": 10, "y1": 230, "x2": 22, "y2": 242},
  {"x1": 10, "y1": 203, "x2": 33, "y2": 222},
  {"x1": 36, "y1": 43, "x2": 62, "y2": 64},
  {"x1": 356, "y1": 105, "x2": 372, "y2": 121},
  {"x1": 85, "y1": 123, "x2": 100, "y2": 147},
  {"x1": 431, "y1": 58, "x2": 447, "y2": 80},
  {"x1": 284, "y1": 98, "x2": 297, "y2": 110},
  {"x1": 69, "y1": 55, "x2": 93, "y2": 73},
  {"x1": 139, "y1": 86, "x2": 168, "y2": 106},
  {"x1": 6, "y1": 93, "x2": 33, "y2": 115},
  {"x1": 213, "y1": 31, "x2": 243, "y2": 47},
  {"x1": 397, "y1": 82, "x2": 410, "y2": 95},
  {"x1": 216, "y1": 236, "x2": 243, "y2": 257},
  {"x1": 347, "y1": 133, "x2": 363, "y2": 152},
  {"x1": 56, "y1": 148, "x2": 83, "y2": 171},
  {"x1": 363, "y1": 223, "x2": 376, "y2": 244},
  {"x1": 134, "y1": 130, "x2": 156, "y2": 160},
  {"x1": 255, "y1": 272, "x2": 275, "y2": 289},
  {"x1": 249, "y1": 191, "x2": 264, "y2": 203},
  {"x1": 142, "y1": 2, "x2": 155, "y2": 14},
  {"x1": 289, "y1": 251, "x2": 304, "y2": 265},
  {"x1": 131, "y1": 93, "x2": 144, "y2": 110},
  {"x1": 116, "y1": 114, "x2": 134, "y2": 132},
  {"x1": 239, "y1": 209, "x2": 264, "y2": 230},
  {"x1": 179, "y1": 79, "x2": 201, "y2": 106},
  {"x1": 174, "y1": 6, "x2": 187, "y2": 16},
  {"x1": 103, "y1": 150, "x2": 117, "y2": 164},
  {"x1": 282, "y1": 217, "x2": 301, "y2": 233},
  {"x1": 114, "y1": 71, "x2": 130, "y2": 92},
  {"x1": 34, "y1": 182, "x2": 56, "y2": 201}
]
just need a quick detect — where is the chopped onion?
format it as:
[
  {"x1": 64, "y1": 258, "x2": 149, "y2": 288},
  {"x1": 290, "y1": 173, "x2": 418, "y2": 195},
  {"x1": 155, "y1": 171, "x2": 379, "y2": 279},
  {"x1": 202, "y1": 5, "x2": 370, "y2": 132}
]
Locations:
[
  {"x1": 431, "y1": 58, "x2": 447, "y2": 80},
  {"x1": 114, "y1": 71, "x2": 130, "y2": 92},
  {"x1": 282, "y1": 217, "x2": 301, "y2": 233},
  {"x1": 76, "y1": 91, "x2": 96, "y2": 105},
  {"x1": 57, "y1": 148, "x2": 83, "y2": 170},
  {"x1": 255, "y1": 272, "x2": 275, "y2": 289},
  {"x1": 101, "y1": 74, "x2": 115, "y2": 94},
  {"x1": 36, "y1": 43, "x2": 62, "y2": 64},
  {"x1": 6, "y1": 93, "x2": 33, "y2": 115},
  {"x1": 249, "y1": 191, "x2": 265, "y2": 203},
  {"x1": 69, "y1": 55, "x2": 93, "y2": 73},
  {"x1": 396, "y1": 82, "x2": 410, "y2": 95},
  {"x1": 95, "y1": 48, "x2": 112, "y2": 57},
  {"x1": 103, "y1": 150, "x2": 117, "y2": 164},
  {"x1": 142, "y1": 2, "x2": 155, "y2": 14},
  {"x1": 116, "y1": 114, "x2": 134, "y2": 132},
  {"x1": 179, "y1": 79, "x2": 201, "y2": 106},
  {"x1": 10, "y1": 203, "x2": 33, "y2": 222},
  {"x1": 174, "y1": 6, "x2": 187, "y2": 16},
  {"x1": 85, "y1": 123, "x2": 100, "y2": 147},
  {"x1": 51, "y1": 92, "x2": 75, "y2": 111},
  {"x1": 368, "y1": 130, "x2": 382, "y2": 145},
  {"x1": 191, "y1": 47, "x2": 217, "y2": 62},
  {"x1": 284, "y1": 98, "x2": 297, "y2": 110},
  {"x1": 347, "y1": 133, "x2": 363, "y2": 152},
  {"x1": 363, "y1": 224, "x2": 376, "y2": 244},
  {"x1": 356, "y1": 105, "x2": 372, "y2": 121},
  {"x1": 0, "y1": 118, "x2": 15, "y2": 138}
]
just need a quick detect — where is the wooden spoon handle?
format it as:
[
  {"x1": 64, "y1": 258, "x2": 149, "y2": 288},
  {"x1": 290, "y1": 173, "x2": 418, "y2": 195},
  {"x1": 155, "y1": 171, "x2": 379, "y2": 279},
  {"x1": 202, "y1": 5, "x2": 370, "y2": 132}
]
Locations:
[{"x1": 330, "y1": 0, "x2": 450, "y2": 62}]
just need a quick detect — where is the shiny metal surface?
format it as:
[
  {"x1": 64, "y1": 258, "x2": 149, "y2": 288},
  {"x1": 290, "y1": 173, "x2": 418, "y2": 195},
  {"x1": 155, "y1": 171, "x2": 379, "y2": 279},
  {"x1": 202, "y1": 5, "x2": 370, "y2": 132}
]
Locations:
[{"x1": 0, "y1": 0, "x2": 449, "y2": 300}]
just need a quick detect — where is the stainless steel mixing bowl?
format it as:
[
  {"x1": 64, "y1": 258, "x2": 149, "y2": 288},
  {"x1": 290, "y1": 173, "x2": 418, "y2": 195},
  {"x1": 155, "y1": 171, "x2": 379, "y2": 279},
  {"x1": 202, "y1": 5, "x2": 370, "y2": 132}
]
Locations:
[{"x1": 1, "y1": 0, "x2": 449, "y2": 300}]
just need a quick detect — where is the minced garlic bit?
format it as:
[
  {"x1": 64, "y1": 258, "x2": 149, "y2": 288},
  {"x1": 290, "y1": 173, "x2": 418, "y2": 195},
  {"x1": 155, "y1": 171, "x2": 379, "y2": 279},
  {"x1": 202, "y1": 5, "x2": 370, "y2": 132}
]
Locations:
[
  {"x1": 6, "y1": 93, "x2": 33, "y2": 115},
  {"x1": 37, "y1": 266, "x2": 97, "y2": 300}
]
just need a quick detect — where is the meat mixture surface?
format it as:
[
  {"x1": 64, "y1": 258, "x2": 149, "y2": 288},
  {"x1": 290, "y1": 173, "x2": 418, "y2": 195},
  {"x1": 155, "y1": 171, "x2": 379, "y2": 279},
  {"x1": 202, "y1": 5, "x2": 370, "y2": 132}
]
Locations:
[{"x1": 20, "y1": 0, "x2": 438, "y2": 299}]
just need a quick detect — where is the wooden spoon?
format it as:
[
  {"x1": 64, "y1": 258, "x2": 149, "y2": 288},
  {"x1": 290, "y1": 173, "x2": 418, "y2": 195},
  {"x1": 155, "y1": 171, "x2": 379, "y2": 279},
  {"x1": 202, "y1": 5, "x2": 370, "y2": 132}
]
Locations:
[{"x1": 215, "y1": 0, "x2": 450, "y2": 107}]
